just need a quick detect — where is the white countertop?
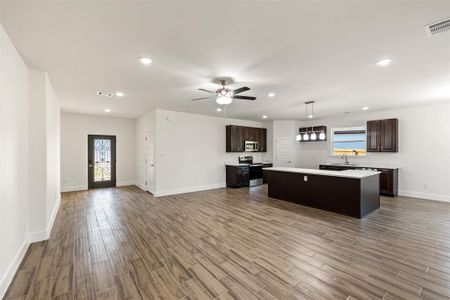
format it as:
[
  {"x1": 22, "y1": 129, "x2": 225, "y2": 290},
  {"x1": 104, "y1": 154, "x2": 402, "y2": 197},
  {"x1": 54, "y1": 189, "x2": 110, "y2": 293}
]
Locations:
[
  {"x1": 320, "y1": 162, "x2": 400, "y2": 169},
  {"x1": 225, "y1": 162, "x2": 272, "y2": 166},
  {"x1": 263, "y1": 167, "x2": 380, "y2": 179}
]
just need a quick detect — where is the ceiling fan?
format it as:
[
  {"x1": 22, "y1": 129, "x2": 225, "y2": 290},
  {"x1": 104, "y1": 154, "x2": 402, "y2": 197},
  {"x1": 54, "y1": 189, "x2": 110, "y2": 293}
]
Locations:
[{"x1": 192, "y1": 79, "x2": 256, "y2": 105}]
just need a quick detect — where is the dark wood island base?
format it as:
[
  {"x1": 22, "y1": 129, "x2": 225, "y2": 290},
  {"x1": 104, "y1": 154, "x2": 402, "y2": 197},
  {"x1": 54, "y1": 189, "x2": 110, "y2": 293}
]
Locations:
[{"x1": 266, "y1": 168, "x2": 380, "y2": 218}]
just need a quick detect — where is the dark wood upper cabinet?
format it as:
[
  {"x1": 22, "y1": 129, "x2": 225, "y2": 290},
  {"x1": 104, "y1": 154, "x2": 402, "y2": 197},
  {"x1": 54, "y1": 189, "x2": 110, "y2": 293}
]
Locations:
[
  {"x1": 367, "y1": 118, "x2": 398, "y2": 153},
  {"x1": 226, "y1": 125, "x2": 267, "y2": 152},
  {"x1": 259, "y1": 128, "x2": 267, "y2": 152},
  {"x1": 226, "y1": 125, "x2": 244, "y2": 152},
  {"x1": 367, "y1": 120, "x2": 381, "y2": 152},
  {"x1": 380, "y1": 119, "x2": 398, "y2": 152}
]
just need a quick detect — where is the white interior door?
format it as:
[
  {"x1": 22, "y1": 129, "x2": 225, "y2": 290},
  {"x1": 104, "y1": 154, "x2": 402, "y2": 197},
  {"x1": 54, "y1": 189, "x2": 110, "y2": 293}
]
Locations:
[
  {"x1": 275, "y1": 137, "x2": 294, "y2": 167},
  {"x1": 145, "y1": 131, "x2": 155, "y2": 193}
]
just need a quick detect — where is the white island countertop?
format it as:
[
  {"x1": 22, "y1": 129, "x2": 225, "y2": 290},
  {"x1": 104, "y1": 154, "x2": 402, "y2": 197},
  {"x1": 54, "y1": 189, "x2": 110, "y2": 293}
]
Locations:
[
  {"x1": 320, "y1": 162, "x2": 400, "y2": 169},
  {"x1": 263, "y1": 167, "x2": 380, "y2": 179}
]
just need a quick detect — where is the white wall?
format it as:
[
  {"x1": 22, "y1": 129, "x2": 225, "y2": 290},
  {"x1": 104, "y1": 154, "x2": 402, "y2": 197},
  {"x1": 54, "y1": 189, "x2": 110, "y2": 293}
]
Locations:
[
  {"x1": 27, "y1": 70, "x2": 61, "y2": 240},
  {"x1": 60, "y1": 113, "x2": 136, "y2": 191},
  {"x1": 28, "y1": 70, "x2": 47, "y2": 233},
  {"x1": 294, "y1": 102, "x2": 450, "y2": 202},
  {"x1": 44, "y1": 73, "x2": 61, "y2": 233},
  {"x1": 135, "y1": 110, "x2": 155, "y2": 190},
  {"x1": 151, "y1": 109, "x2": 272, "y2": 196},
  {"x1": 0, "y1": 24, "x2": 30, "y2": 297}
]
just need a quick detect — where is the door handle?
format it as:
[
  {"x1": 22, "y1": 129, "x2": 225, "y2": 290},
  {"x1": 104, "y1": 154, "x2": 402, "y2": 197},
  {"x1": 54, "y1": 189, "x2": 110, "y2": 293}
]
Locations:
[{"x1": 88, "y1": 164, "x2": 93, "y2": 167}]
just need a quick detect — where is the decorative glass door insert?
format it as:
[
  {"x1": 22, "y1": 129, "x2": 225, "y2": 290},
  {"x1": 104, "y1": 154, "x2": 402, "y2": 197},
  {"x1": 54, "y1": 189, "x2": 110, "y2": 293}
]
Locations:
[
  {"x1": 94, "y1": 139, "x2": 111, "y2": 181},
  {"x1": 88, "y1": 135, "x2": 116, "y2": 189}
]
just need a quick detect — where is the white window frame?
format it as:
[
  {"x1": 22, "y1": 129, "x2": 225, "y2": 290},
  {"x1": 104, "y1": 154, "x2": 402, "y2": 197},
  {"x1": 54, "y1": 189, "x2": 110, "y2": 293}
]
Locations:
[{"x1": 330, "y1": 126, "x2": 367, "y2": 157}]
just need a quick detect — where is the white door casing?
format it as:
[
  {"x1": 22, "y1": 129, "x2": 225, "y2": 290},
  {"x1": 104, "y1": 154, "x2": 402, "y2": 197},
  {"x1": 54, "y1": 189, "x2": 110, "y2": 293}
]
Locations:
[
  {"x1": 275, "y1": 137, "x2": 294, "y2": 167},
  {"x1": 145, "y1": 131, "x2": 155, "y2": 193}
]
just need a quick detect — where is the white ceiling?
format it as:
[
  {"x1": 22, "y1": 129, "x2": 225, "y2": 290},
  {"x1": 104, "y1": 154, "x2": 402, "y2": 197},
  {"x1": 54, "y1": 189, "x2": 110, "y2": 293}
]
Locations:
[{"x1": 1, "y1": 1, "x2": 450, "y2": 120}]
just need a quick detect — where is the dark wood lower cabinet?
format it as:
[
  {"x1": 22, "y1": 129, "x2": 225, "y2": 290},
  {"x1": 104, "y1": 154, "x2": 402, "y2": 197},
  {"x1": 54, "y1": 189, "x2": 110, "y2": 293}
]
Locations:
[
  {"x1": 267, "y1": 170, "x2": 380, "y2": 218},
  {"x1": 226, "y1": 165, "x2": 249, "y2": 188},
  {"x1": 319, "y1": 164, "x2": 398, "y2": 197},
  {"x1": 262, "y1": 163, "x2": 273, "y2": 183}
]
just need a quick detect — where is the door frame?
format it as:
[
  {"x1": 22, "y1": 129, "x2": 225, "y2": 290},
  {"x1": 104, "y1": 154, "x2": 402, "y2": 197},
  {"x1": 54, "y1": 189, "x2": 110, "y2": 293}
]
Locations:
[
  {"x1": 88, "y1": 134, "x2": 117, "y2": 189},
  {"x1": 275, "y1": 136, "x2": 294, "y2": 167},
  {"x1": 145, "y1": 131, "x2": 155, "y2": 194}
]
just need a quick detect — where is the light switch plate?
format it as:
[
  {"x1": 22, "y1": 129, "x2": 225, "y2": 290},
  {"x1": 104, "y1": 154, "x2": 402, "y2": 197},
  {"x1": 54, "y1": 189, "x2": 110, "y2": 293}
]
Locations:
[{"x1": 304, "y1": 176, "x2": 308, "y2": 182}]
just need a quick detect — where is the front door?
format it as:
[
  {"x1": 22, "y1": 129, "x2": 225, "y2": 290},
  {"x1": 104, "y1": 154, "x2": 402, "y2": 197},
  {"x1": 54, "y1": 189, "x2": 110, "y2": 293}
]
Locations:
[{"x1": 88, "y1": 135, "x2": 116, "y2": 189}]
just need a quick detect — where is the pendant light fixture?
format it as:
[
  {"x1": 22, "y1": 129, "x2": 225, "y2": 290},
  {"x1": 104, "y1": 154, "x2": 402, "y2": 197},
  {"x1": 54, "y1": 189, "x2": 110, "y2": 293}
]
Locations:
[{"x1": 297, "y1": 101, "x2": 327, "y2": 142}]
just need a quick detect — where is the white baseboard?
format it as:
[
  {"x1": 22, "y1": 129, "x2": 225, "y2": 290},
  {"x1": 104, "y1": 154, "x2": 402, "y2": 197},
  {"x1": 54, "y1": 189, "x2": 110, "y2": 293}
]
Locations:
[
  {"x1": 29, "y1": 193, "x2": 61, "y2": 243},
  {"x1": 398, "y1": 190, "x2": 450, "y2": 202},
  {"x1": 62, "y1": 182, "x2": 137, "y2": 192},
  {"x1": 154, "y1": 183, "x2": 226, "y2": 197},
  {"x1": 136, "y1": 182, "x2": 146, "y2": 191},
  {"x1": 61, "y1": 185, "x2": 86, "y2": 192},
  {"x1": 27, "y1": 230, "x2": 48, "y2": 243},
  {"x1": 117, "y1": 181, "x2": 136, "y2": 187},
  {"x1": 1, "y1": 194, "x2": 62, "y2": 298},
  {"x1": 0, "y1": 238, "x2": 30, "y2": 299}
]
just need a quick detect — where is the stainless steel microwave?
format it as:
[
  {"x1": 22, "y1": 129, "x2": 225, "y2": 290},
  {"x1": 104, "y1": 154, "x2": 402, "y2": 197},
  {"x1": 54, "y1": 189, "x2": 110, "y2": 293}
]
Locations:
[{"x1": 245, "y1": 141, "x2": 259, "y2": 152}]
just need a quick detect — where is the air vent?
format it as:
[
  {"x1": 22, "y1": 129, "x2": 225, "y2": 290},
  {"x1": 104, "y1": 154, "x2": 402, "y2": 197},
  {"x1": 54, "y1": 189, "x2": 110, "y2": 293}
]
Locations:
[
  {"x1": 96, "y1": 91, "x2": 114, "y2": 97},
  {"x1": 425, "y1": 17, "x2": 450, "y2": 36}
]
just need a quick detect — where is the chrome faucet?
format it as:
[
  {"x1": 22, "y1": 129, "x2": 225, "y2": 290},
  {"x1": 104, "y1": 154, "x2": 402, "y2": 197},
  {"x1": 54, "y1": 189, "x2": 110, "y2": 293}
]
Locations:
[{"x1": 342, "y1": 154, "x2": 349, "y2": 165}]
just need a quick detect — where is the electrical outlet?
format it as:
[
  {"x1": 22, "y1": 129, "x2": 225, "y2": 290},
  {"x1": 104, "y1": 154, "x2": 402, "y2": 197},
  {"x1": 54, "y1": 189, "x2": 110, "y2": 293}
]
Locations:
[{"x1": 304, "y1": 176, "x2": 308, "y2": 182}]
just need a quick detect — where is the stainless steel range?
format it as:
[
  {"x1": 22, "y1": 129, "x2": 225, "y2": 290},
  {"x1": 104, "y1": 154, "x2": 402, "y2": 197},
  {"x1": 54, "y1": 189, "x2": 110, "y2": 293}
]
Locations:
[{"x1": 239, "y1": 156, "x2": 264, "y2": 187}]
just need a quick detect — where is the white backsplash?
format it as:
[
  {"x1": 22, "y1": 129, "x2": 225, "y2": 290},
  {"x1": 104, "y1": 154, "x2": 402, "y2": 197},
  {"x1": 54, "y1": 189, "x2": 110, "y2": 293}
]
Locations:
[{"x1": 224, "y1": 152, "x2": 273, "y2": 165}]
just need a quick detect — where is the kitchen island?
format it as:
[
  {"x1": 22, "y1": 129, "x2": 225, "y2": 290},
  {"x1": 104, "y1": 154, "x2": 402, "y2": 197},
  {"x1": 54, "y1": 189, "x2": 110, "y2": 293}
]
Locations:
[{"x1": 264, "y1": 167, "x2": 380, "y2": 218}]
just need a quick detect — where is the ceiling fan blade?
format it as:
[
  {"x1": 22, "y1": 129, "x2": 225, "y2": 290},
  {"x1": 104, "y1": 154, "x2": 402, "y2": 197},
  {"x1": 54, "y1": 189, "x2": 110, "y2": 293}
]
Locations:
[
  {"x1": 191, "y1": 96, "x2": 214, "y2": 101},
  {"x1": 198, "y1": 88, "x2": 216, "y2": 93},
  {"x1": 233, "y1": 95, "x2": 256, "y2": 100},
  {"x1": 233, "y1": 86, "x2": 250, "y2": 95}
]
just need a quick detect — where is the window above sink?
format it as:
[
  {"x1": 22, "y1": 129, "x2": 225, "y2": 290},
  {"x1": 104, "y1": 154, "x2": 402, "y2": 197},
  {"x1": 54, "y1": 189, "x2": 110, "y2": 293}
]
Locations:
[{"x1": 331, "y1": 126, "x2": 366, "y2": 157}]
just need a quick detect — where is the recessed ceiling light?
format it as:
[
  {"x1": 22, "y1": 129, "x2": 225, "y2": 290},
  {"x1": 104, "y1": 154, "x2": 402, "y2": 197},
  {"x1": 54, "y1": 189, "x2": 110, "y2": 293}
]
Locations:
[
  {"x1": 115, "y1": 91, "x2": 124, "y2": 97},
  {"x1": 216, "y1": 108, "x2": 222, "y2": 112},
  {"x1": 104, "y1": 108, "x2": 111, "y2": 113},
  {"x1": 308, "y1": 114, "x2": 313, "y2": 119},
  {"x1": 262, "y1": 115, "x2": 268, "y2": 119},
  {"x1": 362, "y1": 106, "x2": 369, "y2": 111},
  {"x1": 268, "y1": 92, "x2": 275, "y2": 97},
  {"x1": 139, "y1": 57, "x2": 152, "y2": 65},
  {"x1": 376, "y1": 58, "x2": 392, "y2": 66}
]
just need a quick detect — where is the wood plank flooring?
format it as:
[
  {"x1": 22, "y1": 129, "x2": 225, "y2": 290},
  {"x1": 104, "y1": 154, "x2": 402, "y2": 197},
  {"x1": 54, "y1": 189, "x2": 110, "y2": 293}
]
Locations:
[{"x1": 5, "y1": 185, "x2": 450, "y2": 299}]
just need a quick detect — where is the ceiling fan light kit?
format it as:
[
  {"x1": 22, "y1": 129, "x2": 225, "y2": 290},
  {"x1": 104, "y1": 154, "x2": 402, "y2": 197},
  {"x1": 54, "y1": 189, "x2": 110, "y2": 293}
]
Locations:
[
  {"x1": 216, "y1": 96, "x2": 233, "y2": 105},
  {"x1": 192, "y1": 79, "x2": 256, "y2": 105}
]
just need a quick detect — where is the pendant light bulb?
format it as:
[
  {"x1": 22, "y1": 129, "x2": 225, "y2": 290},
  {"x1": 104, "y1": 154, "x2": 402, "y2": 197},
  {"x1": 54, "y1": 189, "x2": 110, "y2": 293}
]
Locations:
[
  {"x1": 310, "y1": 132, "x2": 317, "y2": 140},
  {"x1": 296, "y1": 134, "x2": 302, "y2": 141},
  {"x1": 319, "y1": 131, "x2": 326, "y2": 140},
  {"x1": 303, "y1": 133, "x2": 309, "y2": 141}
]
